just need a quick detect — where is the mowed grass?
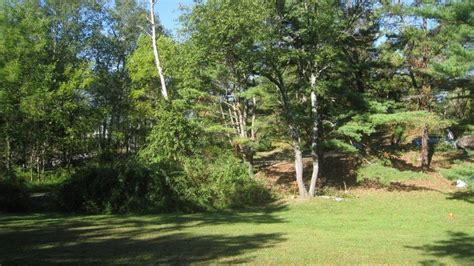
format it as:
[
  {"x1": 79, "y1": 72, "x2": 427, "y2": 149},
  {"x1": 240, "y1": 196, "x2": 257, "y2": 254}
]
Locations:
[{"x1": 1, "y1": 191, "x2": 473, "y2": 265}]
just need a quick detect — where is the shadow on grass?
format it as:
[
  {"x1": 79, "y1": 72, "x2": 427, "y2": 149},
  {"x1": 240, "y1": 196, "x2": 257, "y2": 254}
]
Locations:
[
  {"x1": 358, "y1": 178, "x2": 441, "y2": 193},
  {"x1": 406, "y1": 231, "x2": 474, "y2": 265},
  {"x1": 0, "y1": 203, "x2": 287, "y2": 264},
  {"x1": 389, "y1": 156, "x2": 427, "y2": 173},
  {"x1": 446, "y1": 190, "x2": 474, "y2": 204},
  {"x1": 386, "y1": 182, "x2": 441, "y2": 192}
]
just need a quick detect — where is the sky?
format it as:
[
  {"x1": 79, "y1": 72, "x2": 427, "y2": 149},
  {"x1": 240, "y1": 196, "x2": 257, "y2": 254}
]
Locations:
[{"x1": 155, "y1": 0, "x2": 195, "y2": 36}]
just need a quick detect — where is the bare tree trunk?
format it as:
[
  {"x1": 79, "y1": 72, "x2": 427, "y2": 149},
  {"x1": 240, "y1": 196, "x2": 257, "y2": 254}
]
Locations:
[
  {"x1": 36, "y1": 152, "x2": 40, "y2": 181},
  {"x1": 223, "y1": 97, "x2": 254, "y2": 174},
  {"x1": 30, "y1": 152, "x2": 34, "y2": 182},
  {"x1": 149, "y1": 0, "x2": 168, "y2": 101},
  {"x1": 294, "y1": 143, "x2": 307, "y2": 197},
  {"x1": 421, "y1": 123, "x2": 429, "y2": 169},
  {"x1": 227, "y1": 106, "x2": 237, "y2": 133},
  {"x1": 237, "y1": 98, "x2": 255, "y2": 175},
  {"x1": 219, "y1": 103, "x2": 233, "y2": 144},
  {"x1": 308, "y1": 89, "x2": 319, "y2": 197},
  {"x1": 5, "y1": 136, "x2": 10, "y2": 171},
  {"x1": 236, "y1": 100, "x2": 246, "y2": 137},
  {"x1": 251, "y1": 97, "x2": 257, "y2": 141},
  {"x1": 275, "y1": 82, "x2": 308, "y2": 197},
  {"x1": 41, "y1": 145, "x2": 45, "y2": 180}
]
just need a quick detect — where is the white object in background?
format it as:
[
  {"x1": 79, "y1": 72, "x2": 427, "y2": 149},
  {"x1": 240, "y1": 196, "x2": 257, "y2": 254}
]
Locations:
[{"x1": 455, "y1": 179, "x2": 467, "y2": 188}]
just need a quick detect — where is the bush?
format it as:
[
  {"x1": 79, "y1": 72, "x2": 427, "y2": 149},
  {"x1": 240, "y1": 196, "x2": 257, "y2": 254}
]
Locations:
[
  {"x1": 175, "y1": 154, "x2": 273, "y2": 210},
  {"x1": 137, "y1": 106, "x2": 273, "y2": 211},
  {"x1": 58, "y1": 160, "x2": 175, "y2": 213},
  {"x1": 0, "y1": 173, "x2": 30, "y2": 212}
]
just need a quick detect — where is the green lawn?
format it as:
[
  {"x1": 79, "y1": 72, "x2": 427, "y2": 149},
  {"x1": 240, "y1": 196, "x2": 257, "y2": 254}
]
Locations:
[{"x1": 1, "y1": 191, "x2": 473, "y2": 265}]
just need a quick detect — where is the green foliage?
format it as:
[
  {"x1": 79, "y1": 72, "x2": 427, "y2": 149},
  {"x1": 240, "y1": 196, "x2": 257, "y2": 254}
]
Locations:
[
  {"x1": 413, "y1": 1, "x2": 474, "y2": 78},
  {"x1": 25, "y1": 168, "x2": 71, "y2": 193},
  {"x1": 370, "y1": 111, "x2": 451, "y2": 130},
  {"x1": 0, "y1": 174, "x2": 29, "y2": 212},
  {"x1": 1, "y1": 0, "x2": 473, "y2": 211},
  {"x1": 336, "y1": 120, "x2": 375, "y2": 142},
  {"x1": 434, "y1": 142, "x2": 456, "y2": 152},
  {"x1": 336, "y1": 110, "x2": 452, "y2": 149},
  {"x1": 323, "y1": 139, "x2": 359, "y2": 154},
  {"x1": 174, "y1": 154, "x2": 273, "y2": 210},
  {"x1": 59, "y1": 154, "x2": 272, "y2": 213},
  {"x1": 58, "y1": 160, "x2": 173, "y2": 214},
  {"x1": 139, "y1": 107, "x2": 203, "y2": 163}
]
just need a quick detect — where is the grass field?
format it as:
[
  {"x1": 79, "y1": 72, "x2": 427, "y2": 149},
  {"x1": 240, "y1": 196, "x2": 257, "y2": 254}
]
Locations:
[{"x1": 1, "y1": 190, "x2": 473, "y2": 265}]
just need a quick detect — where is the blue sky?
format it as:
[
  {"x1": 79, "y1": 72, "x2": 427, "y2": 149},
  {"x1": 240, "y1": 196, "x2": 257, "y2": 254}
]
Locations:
[{"x1": 155, "y1": 0, "x2": 195, "y2": 36}]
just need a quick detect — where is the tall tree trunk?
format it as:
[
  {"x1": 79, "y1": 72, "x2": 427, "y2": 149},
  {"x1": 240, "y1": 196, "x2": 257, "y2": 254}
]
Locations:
[
  {"x1": 308, "y1": 72, "x2": 324, "y2": 197},
  {"x1": 309, "y1": 89, "x2": 320, "y2": 197},
  {"x1": 236, "y1": 100, "x2": 246, "y2": 137},
  {"x1": 30, "y1": 153, "x2": 34, "y2": 182},
  {"x1": 275, "y1": 82, "x2": 308, "y2": 197},
  {"x1": 294, "y1": 143, "x2": 307, "y2": 197},
  {"x1": 239, "y1": 99, "x2": 254, "y2": 176},
  {"x1": 149, "y1": 0, "x2": 168, "y2": 101},
  {"x1": 5, "y1": 136, "x2": 10, "y2": 171},
  {"x1": 421, "y1": 123, "x2": 429, "y2": 169},
  {"x1": 248, "y1": 97, "x2": 258, "y2": 176},
  {"x1": 251, "y1": 97, "x2": 257, "y2": 141}
]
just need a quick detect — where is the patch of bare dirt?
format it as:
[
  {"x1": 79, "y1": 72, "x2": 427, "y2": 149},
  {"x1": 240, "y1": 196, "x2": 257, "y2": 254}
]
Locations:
[
  {"x1": 256, "y1": 152, "x2": 361, "y2": 195},
  {"x1": 255, "y1": 160, "x2": 304, "y2": 195},
  {"x1": 257, "y1": 150, "x2": 461, "y2": 197}
]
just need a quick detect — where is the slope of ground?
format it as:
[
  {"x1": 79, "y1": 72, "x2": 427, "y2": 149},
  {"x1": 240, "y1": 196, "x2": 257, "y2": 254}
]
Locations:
[{"x1": 256, "y1": 148, "x2": 471, "y2": 196}]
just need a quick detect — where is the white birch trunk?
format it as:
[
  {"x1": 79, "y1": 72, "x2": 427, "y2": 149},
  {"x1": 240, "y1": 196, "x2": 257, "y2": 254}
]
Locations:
[
  {"x1": 308, "y1": 90, "x2": 319, "y2": 197},
  {"x1": 251, "y1": 97, "x2": 257, "y2": 141},
  {"x1": 150, "y1": 0, "x2": 168, "y2": 101},
  {"x1": 309, "y1": 73, "x2": 322, "y2": 197}
]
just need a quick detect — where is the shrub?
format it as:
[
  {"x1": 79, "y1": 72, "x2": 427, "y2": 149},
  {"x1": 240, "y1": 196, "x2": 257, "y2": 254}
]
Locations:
[
  {"x1": 0, "y1": 173, "x2": 30, "y2": 212},
  {"x1": 58, "y1": 160, "x2": 175, "y2": 213},
  {"x1": 175, "y1": 154, "x2": 273, "y2": 210},
  {"x1": 137, "y1": 106, "x2": 273, "y2": 211}
]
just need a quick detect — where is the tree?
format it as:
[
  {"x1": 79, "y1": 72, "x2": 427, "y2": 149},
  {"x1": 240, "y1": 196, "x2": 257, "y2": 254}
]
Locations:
[
  {"x1": 183, "y1": 0, "x2": 272, "y2": 171},
  {"x1": 148, "y1": 0, "x2": 168, "y2": 100},
  {"x1": 382, "y1": 0, "x2": 473, "y2": 169}
]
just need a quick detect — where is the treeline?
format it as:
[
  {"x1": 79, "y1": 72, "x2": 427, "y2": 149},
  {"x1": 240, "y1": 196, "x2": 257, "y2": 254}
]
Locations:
[{"x1": 0, "y1": 0, "x2": 472, "y2": 211}]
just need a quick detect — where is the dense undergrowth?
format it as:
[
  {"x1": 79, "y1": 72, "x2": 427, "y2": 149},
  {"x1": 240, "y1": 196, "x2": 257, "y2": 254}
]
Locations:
[
  {"x1": 0, "y1": 174, "x2": 30, "y2": 212},
  {"x1": 58, "y1": 155, "x2": 272, "y2": 214}
]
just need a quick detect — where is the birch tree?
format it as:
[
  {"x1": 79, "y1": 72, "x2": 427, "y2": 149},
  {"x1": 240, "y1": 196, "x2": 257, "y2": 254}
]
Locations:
[{"x1": 148, "y1": 0, "x2": 168, "y2": 101}]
